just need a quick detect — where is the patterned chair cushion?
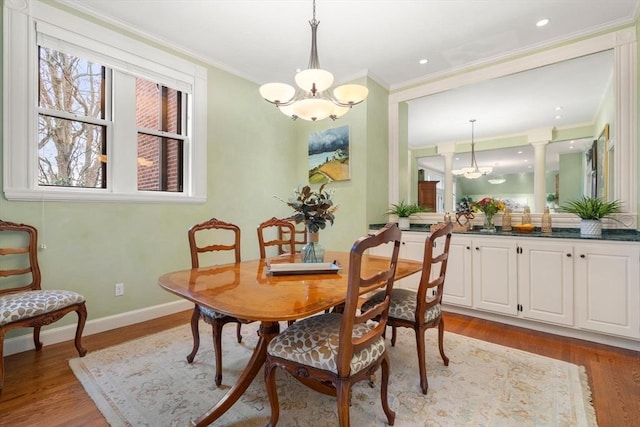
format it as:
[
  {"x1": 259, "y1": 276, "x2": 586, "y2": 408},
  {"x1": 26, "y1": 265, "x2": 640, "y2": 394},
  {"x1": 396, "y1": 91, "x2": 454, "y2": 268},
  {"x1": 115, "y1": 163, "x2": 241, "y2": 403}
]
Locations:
[
  {"x1": 198, "y1": 305, "x2": 227, "y2": 320},
  {"x1": 267, "y1": 313, "x2": 385, "y2": 375},
  {"x1": 362, "y1": 288, "x2": 441, "y2": 323},
  {"x1": 0, "y1": 290, "x2": 85, "y2": 326},
  {"x1": 199, "y1": 305, "x2": 251, "y2": 323}
]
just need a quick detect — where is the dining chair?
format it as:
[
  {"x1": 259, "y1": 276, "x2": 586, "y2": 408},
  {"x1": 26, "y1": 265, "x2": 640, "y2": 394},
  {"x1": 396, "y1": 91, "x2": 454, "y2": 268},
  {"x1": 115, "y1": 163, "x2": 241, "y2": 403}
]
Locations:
[
  {"x1": 257, "y1": 217, "x2": 296, "y2": 259},
  {"x1": 186, "y1": 217, "x2": 253, "y2": 387},
  {"x1": 0, "y1": 220, "x2": 87, "y2": 393},
  {"x1": 264, "y1": 223, "x2": 402, "y2": 427},
  {"x1": 362, "y1": 221, "x2": 453, "y2": 394},
  {"x1": 277, "y1": 217, "x2": 307, "y2": 255}
]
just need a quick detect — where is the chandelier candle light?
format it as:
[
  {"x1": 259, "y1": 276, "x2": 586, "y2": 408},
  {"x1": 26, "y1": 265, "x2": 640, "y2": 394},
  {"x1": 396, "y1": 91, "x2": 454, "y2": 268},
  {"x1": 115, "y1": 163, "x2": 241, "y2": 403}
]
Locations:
[
  {"x1": 259, "y1": 0, "x2": 369, "y2": 121},
  {"x1": 452, "y1": 119, "x2": 493, "y2": 179}
]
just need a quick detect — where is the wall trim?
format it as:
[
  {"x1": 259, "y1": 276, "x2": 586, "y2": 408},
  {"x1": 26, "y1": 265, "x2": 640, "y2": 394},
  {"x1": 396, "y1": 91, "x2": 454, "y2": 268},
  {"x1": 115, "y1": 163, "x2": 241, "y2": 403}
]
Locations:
[{"x1": 4, "y1": 299, "x2": 193, "y2": 357}]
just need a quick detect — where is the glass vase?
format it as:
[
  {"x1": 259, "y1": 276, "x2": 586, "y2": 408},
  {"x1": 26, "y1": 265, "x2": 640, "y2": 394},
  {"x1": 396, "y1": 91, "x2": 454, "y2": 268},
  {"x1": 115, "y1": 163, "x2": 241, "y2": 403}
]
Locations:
[
  {"x1": 301, "y1": 231, "x2": 325, "y2": 263},
  {"x1": 482, "y1": 212, "x2": 496, "y2": 232}
]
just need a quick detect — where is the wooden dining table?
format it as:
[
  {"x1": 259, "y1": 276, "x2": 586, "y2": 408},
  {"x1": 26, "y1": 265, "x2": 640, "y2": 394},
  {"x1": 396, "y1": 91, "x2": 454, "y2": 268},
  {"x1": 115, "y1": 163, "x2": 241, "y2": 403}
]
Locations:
[{"x1": 158, "y1": 250, "x2": 423, "y2": 426}]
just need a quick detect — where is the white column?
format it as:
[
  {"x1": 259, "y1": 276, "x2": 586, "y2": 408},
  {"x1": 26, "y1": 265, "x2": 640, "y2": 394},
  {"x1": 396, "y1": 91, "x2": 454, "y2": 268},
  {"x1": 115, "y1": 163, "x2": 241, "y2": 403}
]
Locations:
[
  {"x1": 438, "y1": 142, "x2": 457, "y2": 213},
  {"x1": 531, "y1": 140, "x2": 549, "y2": 213}
]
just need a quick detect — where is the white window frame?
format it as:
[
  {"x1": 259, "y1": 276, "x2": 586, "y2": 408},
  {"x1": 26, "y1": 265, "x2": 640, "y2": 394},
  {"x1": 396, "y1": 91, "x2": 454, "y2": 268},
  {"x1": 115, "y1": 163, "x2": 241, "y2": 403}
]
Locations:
[{"x1": 3, "y1": 1, "x2": 207, "y2": 203}]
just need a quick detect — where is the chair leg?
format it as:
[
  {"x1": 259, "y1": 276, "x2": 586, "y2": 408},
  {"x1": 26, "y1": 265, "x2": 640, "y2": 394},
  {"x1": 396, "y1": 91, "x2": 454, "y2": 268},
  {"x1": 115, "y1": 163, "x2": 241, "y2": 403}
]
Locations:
[
  {"x1": 212, "y1": 321, "x2": 224, "y2": 386},
  {"x1": 438, "y1": 317, "x2": 449, "y2": 366},
  {"x1": 390, "y1": 325, "x2": 397, "y2": 347},
  {"x1": 380, "y1": 353, "x2": 396, "y2": 426},
  {"x1": 0, "y1": 330, "x2": 5, "y2": 393},
  {"x1": 74, "y1": 303, "x2": 88, "y2": 357},
  {"x1": 336, "y1": 379, "x2": 351, "y2": 427},
  {"x1": 264, "y1": 359, "x2": 280, "y2": 427},
  {"x1": 236, "y1": 323, "x2": 243, "y2": 343},
  {"x1": 186, "y1": 305, "x2": 201, "y2": 363},
  {"x1": 33, "y1": 325, "x2": 43, "y2": 351},
  {"x1": 415, "y1": 325, "x2": 429, "y2": 395}
]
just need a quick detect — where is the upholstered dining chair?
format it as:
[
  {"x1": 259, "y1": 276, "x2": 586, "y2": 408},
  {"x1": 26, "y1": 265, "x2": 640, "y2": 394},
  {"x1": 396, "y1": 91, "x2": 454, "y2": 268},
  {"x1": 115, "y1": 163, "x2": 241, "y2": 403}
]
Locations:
[
  {"x1": 264, "y1": 223, "x2": 402, "y2": 427},
  {"x1": 257, "y1": 217, "x2": 296, "y2": 259},
  {"x1": 186, "y1": 217, "x2": 253, "y2": 387},
  {"x1": 362, "y1": 221, "x2": 453, "y2": 394},
  {"x1": 0, "y1": 220, "x2": 87, "y2": 393}
]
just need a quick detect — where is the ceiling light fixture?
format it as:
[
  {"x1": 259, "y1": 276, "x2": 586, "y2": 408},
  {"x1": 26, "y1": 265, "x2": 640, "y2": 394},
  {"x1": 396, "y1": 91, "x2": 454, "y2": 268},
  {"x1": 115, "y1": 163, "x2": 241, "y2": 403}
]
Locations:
[
  {"x1": 488, "y1": 177, "x2": 506, "y2": 184},
  {"x1": 536, "y1": 18, "x2": 550, "y2": 27},
  {"x1": 259, "y1": 0, "x2": 368, "y2": 121},
  {"x1": 452, "y1": 119, "x2": 493, "y2": 179}
]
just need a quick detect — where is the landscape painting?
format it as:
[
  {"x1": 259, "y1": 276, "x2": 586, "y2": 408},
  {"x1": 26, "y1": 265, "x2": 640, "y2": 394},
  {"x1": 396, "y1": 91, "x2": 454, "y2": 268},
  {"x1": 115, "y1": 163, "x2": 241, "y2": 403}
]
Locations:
[{"x1": 308, "y1": 125, "x2": 350, "y2": 184}]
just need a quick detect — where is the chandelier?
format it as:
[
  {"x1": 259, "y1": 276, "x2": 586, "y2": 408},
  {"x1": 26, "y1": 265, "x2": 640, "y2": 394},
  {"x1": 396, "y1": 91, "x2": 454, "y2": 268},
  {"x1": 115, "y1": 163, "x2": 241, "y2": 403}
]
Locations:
[
  {"x1": 258, "y1": 0, "x2": 368, "y2": 121},
  {"x1": 452, "y1": 119, "x2": 493, "y2": 179}
]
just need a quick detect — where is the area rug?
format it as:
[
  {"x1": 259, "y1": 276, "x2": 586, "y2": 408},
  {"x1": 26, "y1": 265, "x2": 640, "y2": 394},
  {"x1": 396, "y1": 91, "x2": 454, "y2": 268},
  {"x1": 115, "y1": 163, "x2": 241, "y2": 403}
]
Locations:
[{"x1": 69, "y1": 322, "x2": 597, "y2": 427}]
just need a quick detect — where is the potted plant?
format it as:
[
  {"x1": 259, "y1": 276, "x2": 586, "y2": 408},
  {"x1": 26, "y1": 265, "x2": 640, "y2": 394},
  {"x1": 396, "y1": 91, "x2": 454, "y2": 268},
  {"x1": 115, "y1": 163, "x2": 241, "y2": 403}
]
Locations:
[
  {"x1": 386, "y1": 201, "x2": 426, "y2": 230},
  {"x1": 558, "y1": 196, "x2": 622, "y2": 237}
]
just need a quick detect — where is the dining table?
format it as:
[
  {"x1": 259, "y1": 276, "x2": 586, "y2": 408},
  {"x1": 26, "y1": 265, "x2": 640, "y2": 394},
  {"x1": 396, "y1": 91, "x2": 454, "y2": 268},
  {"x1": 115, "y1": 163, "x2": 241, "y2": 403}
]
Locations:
[{"x1": 158, "y1": 250, "x2": 423, "y2": 426}]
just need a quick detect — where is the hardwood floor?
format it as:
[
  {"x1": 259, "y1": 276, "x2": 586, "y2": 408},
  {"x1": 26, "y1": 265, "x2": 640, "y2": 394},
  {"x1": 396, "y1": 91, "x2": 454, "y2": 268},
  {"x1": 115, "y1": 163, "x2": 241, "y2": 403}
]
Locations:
[{"x1": 1, "y1": 310, "x2": 638, "y2": 426}]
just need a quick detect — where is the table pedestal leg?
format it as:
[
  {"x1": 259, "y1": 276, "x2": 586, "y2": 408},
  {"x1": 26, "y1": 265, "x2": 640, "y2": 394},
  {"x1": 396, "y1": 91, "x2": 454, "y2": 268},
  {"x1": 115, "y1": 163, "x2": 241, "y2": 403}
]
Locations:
[{"x1": 191, "y1": 321, "x2": 280, "y2": 426}]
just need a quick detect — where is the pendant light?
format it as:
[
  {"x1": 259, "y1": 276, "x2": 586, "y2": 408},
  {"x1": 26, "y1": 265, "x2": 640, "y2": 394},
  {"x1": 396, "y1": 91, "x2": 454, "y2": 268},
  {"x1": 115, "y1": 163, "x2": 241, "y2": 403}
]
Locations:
[
  {"x1": 452, "y1": 119, "x2": 493, "y2": 179},
  {"x1": 259, "y1": 0, "x2": 368, "y2": 121}
]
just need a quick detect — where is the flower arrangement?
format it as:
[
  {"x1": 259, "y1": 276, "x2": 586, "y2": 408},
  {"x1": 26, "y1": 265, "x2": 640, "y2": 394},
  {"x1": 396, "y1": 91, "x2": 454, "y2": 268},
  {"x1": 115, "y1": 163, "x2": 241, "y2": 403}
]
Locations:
[
  {"x1": 277, "y1": 184, "x2": 338, "y2": 233},
  {"x1": 472, "y1": 197, "x2": 505, "y2": 216}
]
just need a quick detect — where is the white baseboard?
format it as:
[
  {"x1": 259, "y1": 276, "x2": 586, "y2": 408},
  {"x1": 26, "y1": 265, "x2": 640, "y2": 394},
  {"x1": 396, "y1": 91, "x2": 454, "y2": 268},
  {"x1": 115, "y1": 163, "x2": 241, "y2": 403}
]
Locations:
[{"x1": 4, "y1": 299, "x2": 193, "y2": 356}]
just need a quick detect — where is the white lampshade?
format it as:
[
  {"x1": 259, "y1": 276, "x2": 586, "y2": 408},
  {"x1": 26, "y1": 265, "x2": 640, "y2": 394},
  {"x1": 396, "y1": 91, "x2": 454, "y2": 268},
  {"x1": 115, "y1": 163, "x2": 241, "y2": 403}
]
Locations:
[
  {"x1": 291, "y1": 98, "x2": 335, "y2": 121},
  {"x1": 331, "y1": 105, "x2": 350, "y2": 118},
  {"x1": 333, "y1": 84, "x2": 368, "y2": 105},
  {"x1": 278, "y1": 104, "x2": 298, "y2": 119},
  {"x1": 479, "y1": 166, "x2": 493, "y2": 174},
  {"x1": 295, "y1": 68, "x2": 334, "y2": 93},
  {"x1": 465, "y1": 171, "x2": 483, "y2": 179},
  {"x1": 452, "y1": 169, "x2": 465, "y2": 176},
  {"x1": 259, "y1": 83, "x2": 295, "y2": 104}
]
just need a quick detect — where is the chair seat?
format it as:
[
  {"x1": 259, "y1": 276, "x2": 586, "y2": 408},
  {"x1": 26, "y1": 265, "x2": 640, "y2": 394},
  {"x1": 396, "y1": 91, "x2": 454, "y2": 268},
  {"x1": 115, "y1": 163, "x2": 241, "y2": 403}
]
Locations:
[
  {"x1": 267, "y1": 313, "x2": 385, "y2": 375},
  {"x1": 362, "y1": 288, "x2": 442, "y2": 323},
  {"x1": 198, "y1": 305, "x2": 228, "y2": 320},
  {"x1": 0, "y1": 290, "x2": 85, "y2": 326}
]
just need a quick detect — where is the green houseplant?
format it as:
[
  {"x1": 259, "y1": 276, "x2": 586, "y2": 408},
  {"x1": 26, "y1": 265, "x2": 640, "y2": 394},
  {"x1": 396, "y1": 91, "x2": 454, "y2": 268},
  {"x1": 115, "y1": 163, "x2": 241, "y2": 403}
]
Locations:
[
  {"x1": 558, "y1": 196, "x2": 622, "y2": 237},
  {"x1": 385, "y1": 201, "x2": 426, "y2": 230}
]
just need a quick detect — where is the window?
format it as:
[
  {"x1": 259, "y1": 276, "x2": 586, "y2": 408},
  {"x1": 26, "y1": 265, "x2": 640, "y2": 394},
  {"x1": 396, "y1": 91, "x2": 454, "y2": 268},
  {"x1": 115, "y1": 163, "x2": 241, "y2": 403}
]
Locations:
[
  {"x1": 4, "y1": 1, "x2": 207, "y2": 203},
  {"x1": 38, "y1": 47, "x2": 108, "y2": 189}
]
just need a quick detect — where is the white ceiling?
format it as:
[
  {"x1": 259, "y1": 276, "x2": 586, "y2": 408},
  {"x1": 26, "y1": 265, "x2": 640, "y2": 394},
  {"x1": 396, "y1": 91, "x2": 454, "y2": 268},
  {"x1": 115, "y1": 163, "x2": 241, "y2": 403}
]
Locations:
[{"x1": 60, "y1": 0, "x2": 638, "y2": 170}]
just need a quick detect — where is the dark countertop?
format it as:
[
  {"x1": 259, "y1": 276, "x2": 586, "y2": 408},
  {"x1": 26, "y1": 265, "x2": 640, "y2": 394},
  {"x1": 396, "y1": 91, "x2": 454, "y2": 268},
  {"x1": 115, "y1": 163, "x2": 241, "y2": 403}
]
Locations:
[{"x1": 369, "y1": 223, "x2": 640, "y2": 242}]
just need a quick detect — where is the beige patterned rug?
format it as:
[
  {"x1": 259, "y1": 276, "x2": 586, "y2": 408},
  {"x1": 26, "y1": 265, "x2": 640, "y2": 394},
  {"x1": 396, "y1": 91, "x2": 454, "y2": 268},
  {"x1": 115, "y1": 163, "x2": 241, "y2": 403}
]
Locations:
[{"x1": 69, "y1": 322, "x2": 597, "y2": 427}]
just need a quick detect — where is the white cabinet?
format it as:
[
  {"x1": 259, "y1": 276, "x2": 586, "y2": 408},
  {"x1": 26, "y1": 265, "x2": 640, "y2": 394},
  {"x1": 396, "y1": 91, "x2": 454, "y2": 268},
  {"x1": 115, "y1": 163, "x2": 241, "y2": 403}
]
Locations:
[
  {"x1": 471, "y1": 237, "x2": 518, "y2": 315},
  {"x1": 574, "y1": 242, "x2": 640, "y2": 338},
  {"x1": 441, "y1": 236, "x2": 473, "y2": 307},
  {"x1": 369, "y1": 228, "x2": 640, "y2": 344},
  {"x1": 518, "y1": 240, "x2": 574, "y2": 326}
]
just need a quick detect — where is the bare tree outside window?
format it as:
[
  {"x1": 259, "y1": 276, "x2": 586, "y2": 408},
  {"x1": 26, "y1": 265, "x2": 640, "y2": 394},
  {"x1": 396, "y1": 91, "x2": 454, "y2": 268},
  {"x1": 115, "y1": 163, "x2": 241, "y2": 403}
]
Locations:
[{"x1": 38, "y1": 47, "x2": 106, "y2": 188}]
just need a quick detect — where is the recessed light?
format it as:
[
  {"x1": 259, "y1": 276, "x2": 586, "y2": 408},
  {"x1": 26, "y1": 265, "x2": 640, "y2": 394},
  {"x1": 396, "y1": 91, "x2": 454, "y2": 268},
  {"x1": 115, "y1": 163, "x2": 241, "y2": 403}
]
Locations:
[
  {"x1": 555, "y1": 106, "x2": 562, "y2": 111},
  {"x1": 569, "y1": 146, "x2": 574, "y2": 150},
  {"x1": 419, "y1": 59, "x2": 429, "y2": 65},
  {"x1": 536, "y1": 18, "x2": 549, "y2": 27},
  {"x1": 555, "y1": 115, "x2": 561, "y2": 119},
  {"x1": 517, "y1": 151, "x2": 523, "y2": 154}
]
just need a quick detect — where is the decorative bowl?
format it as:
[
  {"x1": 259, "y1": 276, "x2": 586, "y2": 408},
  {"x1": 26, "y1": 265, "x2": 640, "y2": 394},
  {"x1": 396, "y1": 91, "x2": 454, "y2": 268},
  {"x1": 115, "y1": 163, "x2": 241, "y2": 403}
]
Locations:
[{"x1": 513, "y1": 223, "x2": 535, "y2": 233}]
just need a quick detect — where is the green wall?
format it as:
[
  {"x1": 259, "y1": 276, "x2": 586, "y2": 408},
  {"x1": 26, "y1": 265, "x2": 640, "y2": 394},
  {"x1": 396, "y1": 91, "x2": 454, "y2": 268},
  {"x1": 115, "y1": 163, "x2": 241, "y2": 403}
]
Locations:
[
  {"x1": 558, "y1": 152, "x2": 584, "y2": 204},
  {"x1": 0, "y1": 3, "x2": 386, "y2": 339}
]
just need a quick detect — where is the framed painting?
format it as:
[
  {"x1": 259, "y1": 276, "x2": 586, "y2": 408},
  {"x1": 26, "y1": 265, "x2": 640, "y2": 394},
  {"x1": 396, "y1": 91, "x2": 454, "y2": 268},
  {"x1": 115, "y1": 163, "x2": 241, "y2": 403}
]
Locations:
[
  {"x1": 595, "y1": 124, "x2": 609, "y2": 199},
  {"x1": 308, "y1": 125, "x2": 350, "y2": 184}
]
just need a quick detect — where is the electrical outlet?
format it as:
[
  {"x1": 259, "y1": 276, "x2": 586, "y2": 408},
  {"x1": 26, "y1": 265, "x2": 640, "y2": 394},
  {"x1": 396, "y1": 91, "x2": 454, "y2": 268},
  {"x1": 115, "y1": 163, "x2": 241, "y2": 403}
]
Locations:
[{"x1": 115, "y1": 283, "x2": 124, "y2": 297}]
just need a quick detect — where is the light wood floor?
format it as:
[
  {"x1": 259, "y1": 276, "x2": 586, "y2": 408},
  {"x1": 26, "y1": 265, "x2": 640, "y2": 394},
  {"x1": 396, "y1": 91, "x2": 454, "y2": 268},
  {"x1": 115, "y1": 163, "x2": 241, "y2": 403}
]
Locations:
[{"x1": 1, "y1": 311, "x2": 638, "y2": 427}]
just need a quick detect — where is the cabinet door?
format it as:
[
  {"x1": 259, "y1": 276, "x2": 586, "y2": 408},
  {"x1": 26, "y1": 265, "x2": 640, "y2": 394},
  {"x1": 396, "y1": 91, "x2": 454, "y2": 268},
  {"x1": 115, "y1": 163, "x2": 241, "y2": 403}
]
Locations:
[
  {"x1": 442, "y1": 236, "x2": 473, "y2": 307},
  {"x1": 472, "y1": 237, "x2": 518, "y2": 315},
  {"x1": 518, "y1": 240, "x2": 574, "y2": 325},
  {"x1": 397, "y1": 232, "x2": 427, "y2": 291},
  {"x1": 574, "y1": 242, "x2": 640, "y2": 338}
]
